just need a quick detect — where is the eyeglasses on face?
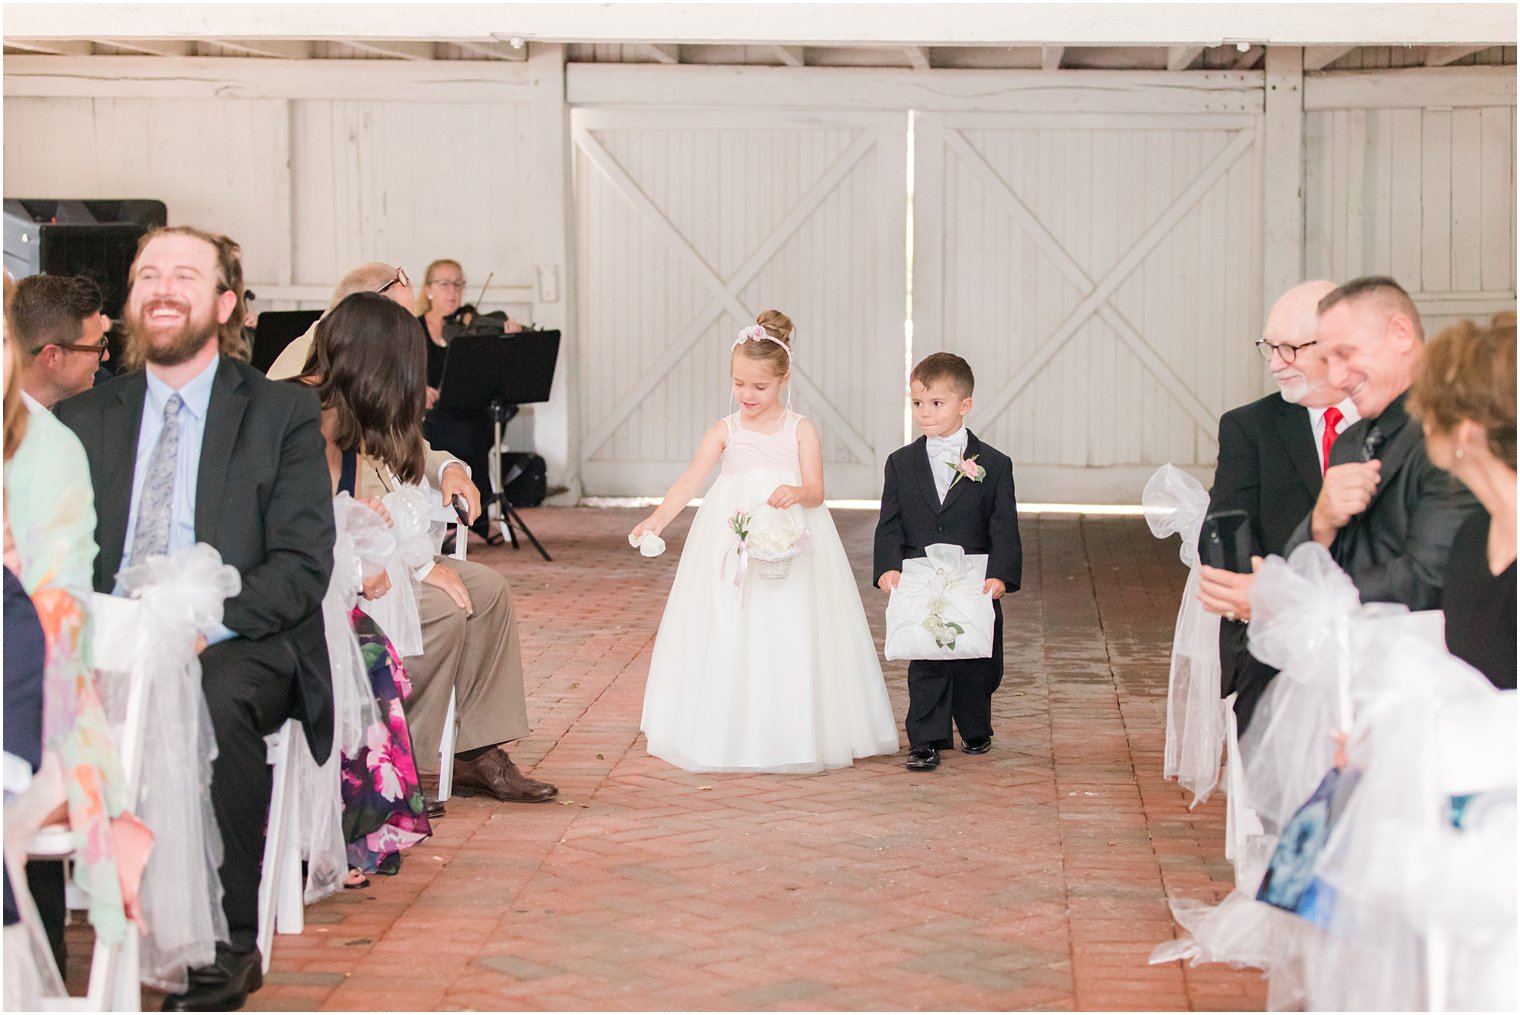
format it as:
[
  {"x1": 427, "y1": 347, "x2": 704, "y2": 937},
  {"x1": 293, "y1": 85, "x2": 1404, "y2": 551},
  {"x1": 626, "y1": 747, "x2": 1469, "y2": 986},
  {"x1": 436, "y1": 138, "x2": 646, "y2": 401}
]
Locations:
[
  {"x1": 1255, "y1": 339, "x2": 1317, "y2": 365},
  {"x1": 428, "y1": 279, "x2": 466, "y2": 291},
  {"x1": 376, "y1": 267, "x2": 410, "y2": 295},
  {"x1": 51, "y1": 340, "x2": 110, "y2": 362}
]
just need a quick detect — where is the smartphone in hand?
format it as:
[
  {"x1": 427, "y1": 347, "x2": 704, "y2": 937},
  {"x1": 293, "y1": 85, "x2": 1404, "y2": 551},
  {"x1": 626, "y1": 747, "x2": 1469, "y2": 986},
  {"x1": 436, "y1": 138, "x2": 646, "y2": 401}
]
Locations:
[
  {"x1": 1201, "y1": 509, "x2": 1252, "y2": 573},
  {"x1": 451, "y1": 494, "x2": 470, "y2": 525}
]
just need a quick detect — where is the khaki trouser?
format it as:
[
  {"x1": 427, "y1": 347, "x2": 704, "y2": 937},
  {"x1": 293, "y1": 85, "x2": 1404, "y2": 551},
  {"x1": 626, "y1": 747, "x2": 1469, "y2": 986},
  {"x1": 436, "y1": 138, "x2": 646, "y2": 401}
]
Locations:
[{"x1": 402, "y1": 556, "x2": 531, "y2": 775}]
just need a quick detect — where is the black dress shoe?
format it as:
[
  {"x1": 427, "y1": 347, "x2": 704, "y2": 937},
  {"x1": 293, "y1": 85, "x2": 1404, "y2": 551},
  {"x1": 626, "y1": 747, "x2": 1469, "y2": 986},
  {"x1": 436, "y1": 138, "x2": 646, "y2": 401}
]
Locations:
[
  {"x1": 905, "y1": 746, "x2": 941, "y2": 771},
  {"x1": 961, "y1": 736, "x2": 993, "y2": 755},
  {"x1": 425, "y1": 796, "x2": 446, "y2": 819},
  {"x1": 162, "y1": 944, "x2": 262, "y2": 1012}
]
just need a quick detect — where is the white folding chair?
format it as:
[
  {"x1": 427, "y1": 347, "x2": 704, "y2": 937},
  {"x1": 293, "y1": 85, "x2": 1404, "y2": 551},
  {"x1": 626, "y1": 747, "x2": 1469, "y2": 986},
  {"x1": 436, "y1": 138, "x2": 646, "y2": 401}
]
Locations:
[
  {"x1": 31, "y1": 593, "x2": 153, "y2": 1012},
  {"x1": 433, "y1": 519, "x2": 468, "y2": 802},
  {"x1": 255, "y1": 719, "x2": 304, "y2": 975},
  {"x1": 1222, "y1": 694, "x2": 1262, "y2": 867}
]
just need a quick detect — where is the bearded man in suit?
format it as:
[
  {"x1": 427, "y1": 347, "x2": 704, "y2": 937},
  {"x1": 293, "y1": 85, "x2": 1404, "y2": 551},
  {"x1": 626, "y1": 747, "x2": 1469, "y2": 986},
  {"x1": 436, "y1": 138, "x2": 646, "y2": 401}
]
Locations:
[
  {"x1": 56, "y1": 226, "x2": 333, "y2": 1011},
  {"x1": 1197, "y1": 281, "x2": 1358, "y2": 733}
]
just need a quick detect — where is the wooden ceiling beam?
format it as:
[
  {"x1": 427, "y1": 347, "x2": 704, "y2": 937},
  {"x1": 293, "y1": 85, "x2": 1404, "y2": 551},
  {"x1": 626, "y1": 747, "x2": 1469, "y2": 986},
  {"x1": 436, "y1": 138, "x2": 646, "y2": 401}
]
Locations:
[
  {"x1": 903, "y1": 46, "x2": 930, "y2": 70},
  {"x1": 1303, "y1": 45, "x2": 1356, "y2": 70},
  {"x1": 1166, "y1": 45, "x2": 1203, "y2": 71},
  {"x1": 340, "y1": 39, "x2": 435, "y2": 60},
  {"x1": 89, "y1": 38, "x2": 194, "y2": 57},
  {"x1": 1425, "y1": 45, "x2": 1489, "y2": 66},
  {"x1": 1041, "y1": 45, "x2": 1064, "y2": 71}
]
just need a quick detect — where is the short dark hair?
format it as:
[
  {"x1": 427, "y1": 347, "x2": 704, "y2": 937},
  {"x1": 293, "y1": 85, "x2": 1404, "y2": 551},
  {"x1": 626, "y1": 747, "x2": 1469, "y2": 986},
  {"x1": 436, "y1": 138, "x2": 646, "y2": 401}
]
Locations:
[
  {"x1": 11, "y1": 274, "x2": 103, "y2": 357},
  {"x1": 1318, "y1": 275, "x2": 1425, "y2": 341},
  {"x1": 910, "y1": 352, "x2": 975, "y2": 397}
]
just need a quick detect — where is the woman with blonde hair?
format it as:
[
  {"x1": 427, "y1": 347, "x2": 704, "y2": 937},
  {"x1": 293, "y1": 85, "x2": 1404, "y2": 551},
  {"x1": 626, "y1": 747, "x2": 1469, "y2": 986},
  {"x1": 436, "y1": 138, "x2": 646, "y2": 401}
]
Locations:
[{"x1": 1408, "y1": 311, "x2": 1517, "y2": 689}]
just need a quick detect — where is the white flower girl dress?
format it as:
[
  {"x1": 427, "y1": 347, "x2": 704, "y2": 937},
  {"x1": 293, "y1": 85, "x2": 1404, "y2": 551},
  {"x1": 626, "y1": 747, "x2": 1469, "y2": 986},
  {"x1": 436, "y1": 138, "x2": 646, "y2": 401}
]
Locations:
[{"x1": 640, "y1": 409, "x2": 900, "y2": 772}]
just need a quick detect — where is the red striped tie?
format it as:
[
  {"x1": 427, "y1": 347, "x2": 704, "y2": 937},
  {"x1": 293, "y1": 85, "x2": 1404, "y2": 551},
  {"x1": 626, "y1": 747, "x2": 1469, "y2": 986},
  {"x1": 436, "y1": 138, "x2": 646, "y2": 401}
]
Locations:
[{"x1": 1322, "y1": 406, "x2": 1343, "y2": 471}]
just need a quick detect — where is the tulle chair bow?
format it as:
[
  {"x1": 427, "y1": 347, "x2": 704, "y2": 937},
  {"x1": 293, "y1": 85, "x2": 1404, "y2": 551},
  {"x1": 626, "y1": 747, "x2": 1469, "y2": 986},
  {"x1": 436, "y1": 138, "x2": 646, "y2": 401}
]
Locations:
[
  {"x1": 115, "y1": 543, "x2": 239, "y2": 991},
  {"x1": 1141, "y1": 465, "x2": 1224, "y2": 806}
]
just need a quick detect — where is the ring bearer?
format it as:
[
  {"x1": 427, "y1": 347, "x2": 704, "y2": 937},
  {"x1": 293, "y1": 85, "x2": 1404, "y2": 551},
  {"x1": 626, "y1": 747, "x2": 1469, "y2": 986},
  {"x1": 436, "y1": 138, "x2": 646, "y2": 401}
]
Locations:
[{"x1": 874, "y1": 353, "x2": 1022, "y2": 771}]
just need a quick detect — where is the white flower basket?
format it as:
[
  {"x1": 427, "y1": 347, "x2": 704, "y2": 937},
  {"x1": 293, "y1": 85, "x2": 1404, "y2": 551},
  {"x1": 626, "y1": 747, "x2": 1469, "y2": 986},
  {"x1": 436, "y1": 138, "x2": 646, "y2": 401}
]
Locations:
[{"x1": 750, "y1": 548, "x2": 797, "y2": 580}]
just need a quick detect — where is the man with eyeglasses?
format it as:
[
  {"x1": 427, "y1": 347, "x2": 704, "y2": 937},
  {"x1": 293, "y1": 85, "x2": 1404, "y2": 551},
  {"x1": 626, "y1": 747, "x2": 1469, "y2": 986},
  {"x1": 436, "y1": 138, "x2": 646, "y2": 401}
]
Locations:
[
  {"x1": 1195, "y1": 281, "x2": 1359, "y2": 734},
  {"x1": 11, "y1": 274, "x2": 112, "y2": 409},
  {"x1": 265, "y1": 262, "x2": 414, "y2": 381}
]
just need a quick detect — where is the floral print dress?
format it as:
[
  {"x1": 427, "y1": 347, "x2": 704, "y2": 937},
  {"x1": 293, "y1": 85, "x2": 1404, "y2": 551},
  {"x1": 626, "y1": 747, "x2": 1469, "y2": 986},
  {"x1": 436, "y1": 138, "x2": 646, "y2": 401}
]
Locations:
[{"x1": 337, "y1": 450, "x2": 431, "y2": 873}]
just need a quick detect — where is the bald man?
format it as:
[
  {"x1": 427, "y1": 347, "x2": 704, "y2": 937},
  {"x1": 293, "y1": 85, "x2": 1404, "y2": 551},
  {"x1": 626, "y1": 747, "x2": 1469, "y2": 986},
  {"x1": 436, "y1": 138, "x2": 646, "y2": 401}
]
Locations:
[
  {"x1": 1196, "y1": 281, "x2": 1359, "y2": 733},
  {"x1": 265, "y1": 262, "x2": 415, "y2": 380},
  {"x1": 1287, "y1": 275, "x2": 1480, "y2": 609}
]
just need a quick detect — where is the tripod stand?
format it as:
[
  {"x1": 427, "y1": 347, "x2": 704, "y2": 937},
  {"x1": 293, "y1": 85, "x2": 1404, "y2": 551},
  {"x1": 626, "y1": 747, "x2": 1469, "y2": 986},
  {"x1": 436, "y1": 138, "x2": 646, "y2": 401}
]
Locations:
[
  {"x1": 488, "y1": 401, "x2": 551, "y2": 561},
  {"x1": 435, "y1": 329, "x2": 562, "y2": 563}
]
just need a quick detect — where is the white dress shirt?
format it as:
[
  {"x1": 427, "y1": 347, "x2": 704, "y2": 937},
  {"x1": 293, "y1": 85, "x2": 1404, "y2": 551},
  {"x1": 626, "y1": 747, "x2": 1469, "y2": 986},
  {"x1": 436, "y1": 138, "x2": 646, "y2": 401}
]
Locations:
[
  {"x1": 1307, "y1": 397, "x2": 1360, "y2": 473},
  {"x1": 925, "y1": 426, "x2": 969, "y2": 503}
]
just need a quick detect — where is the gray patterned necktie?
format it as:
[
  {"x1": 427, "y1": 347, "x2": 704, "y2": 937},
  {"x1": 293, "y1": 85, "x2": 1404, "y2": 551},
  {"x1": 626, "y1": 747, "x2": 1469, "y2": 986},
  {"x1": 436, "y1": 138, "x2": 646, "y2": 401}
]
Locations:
[{"x1": 129, "y1": 393, "x2": 184, "y2": 565}]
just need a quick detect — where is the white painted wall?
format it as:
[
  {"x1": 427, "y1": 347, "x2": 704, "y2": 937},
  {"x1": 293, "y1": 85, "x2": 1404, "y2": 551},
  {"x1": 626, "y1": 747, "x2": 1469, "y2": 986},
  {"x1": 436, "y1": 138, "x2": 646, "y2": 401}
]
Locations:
[
  {"x1": 5, "y1": 54, "x2": 1513, "y2": 501},
  {"x1": 4, "y1": 50, "x2": 574, "y2": 490},
  {"x1": 913, "y1": 111, "x2": 1264, "y2": 501},
  {"x1": 572, "y1": 108, "x2": 906, "y2": 498},
  {"x1": 1303, "y1": 68, "x2": 1517, "y2": 336}
]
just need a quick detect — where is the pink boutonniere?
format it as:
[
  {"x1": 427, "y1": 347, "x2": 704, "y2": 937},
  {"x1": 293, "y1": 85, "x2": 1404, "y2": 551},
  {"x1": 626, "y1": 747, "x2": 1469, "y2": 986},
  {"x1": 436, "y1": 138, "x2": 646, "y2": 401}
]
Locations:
[{"x1": 944, "y1": 454, "x2": 986, "y2": 491}]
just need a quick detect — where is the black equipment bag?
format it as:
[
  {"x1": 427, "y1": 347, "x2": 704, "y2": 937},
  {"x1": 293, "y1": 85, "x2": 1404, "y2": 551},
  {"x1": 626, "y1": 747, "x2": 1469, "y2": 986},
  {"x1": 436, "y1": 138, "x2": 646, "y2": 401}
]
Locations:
[{"x1": 501, "y1": 452, "x2": 547, "y2": 507}]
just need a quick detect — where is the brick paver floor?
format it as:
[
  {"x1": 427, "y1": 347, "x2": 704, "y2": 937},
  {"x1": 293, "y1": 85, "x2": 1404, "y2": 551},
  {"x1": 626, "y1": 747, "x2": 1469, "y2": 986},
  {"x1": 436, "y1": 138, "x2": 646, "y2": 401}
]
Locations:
[{"x1": 74, "y1": 506, "x2": 1268, "y2": 1011}]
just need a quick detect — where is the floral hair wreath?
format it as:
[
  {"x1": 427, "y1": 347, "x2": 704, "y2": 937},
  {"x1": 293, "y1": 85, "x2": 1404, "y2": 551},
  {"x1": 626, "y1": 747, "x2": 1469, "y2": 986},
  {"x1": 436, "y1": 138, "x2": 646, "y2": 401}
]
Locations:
[{"x1": 733, "y1": 324, "x2": 793, "y2": 365}]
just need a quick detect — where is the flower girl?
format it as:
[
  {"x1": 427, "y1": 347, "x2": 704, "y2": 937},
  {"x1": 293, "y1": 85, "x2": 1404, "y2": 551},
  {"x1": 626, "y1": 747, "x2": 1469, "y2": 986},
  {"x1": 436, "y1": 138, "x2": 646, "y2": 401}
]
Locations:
[{"x1": 632, "y1": 311, "x2": 900, "y2": 773}]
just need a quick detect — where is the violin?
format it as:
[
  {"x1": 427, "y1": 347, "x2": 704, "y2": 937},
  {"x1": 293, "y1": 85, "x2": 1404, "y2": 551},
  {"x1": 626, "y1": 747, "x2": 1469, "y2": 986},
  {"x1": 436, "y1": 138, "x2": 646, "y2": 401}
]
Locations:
[{"x1": 442, "y1": 303, "x2": 515, "y2": 342}]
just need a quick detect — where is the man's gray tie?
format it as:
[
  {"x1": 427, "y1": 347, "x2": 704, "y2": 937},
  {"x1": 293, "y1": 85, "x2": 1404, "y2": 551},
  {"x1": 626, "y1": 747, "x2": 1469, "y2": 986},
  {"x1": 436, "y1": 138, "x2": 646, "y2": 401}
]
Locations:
[{"x1": 128, "y1": 393, "x2": 183, "y2": 565}]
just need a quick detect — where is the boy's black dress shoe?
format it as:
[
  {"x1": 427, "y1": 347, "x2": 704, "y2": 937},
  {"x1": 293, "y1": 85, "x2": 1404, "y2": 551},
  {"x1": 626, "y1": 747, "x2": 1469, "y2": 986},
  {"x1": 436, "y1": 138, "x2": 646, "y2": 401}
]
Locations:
[
  {"x1": 961, "y1": 736, "x2": 993, "y2": 754},
  {"x1": 905, "y1": 746, "x2": 940, "y2": 771},
  {"x1": 162, "y1": 944, "x2": 262, "y2": 1011}
]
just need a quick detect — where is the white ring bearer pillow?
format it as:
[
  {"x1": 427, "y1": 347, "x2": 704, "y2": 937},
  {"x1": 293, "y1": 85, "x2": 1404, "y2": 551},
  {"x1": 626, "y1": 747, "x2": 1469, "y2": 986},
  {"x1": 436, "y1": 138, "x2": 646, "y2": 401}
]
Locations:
[{"x1": 884, "y1": 543, "x2": 995, "y2": 662}]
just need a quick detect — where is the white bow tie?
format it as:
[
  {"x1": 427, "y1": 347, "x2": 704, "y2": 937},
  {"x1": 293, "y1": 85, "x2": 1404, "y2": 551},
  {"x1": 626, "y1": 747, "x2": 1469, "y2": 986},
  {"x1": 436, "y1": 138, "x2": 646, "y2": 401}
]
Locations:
[{"x1": 927, "y1": 435, "x2": 965, "y2": 456}]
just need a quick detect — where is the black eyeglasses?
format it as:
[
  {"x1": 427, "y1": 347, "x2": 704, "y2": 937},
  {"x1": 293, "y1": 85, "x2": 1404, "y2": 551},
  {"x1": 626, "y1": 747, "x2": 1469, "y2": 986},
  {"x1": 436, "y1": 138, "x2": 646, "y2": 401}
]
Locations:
[
  {"x1": 376, "y1": 267, "x2": 410, "y2": 295},
  {"x1": 1255, "y1": 339, "x2": 1317, "y2": 365},
  {"x1": 51, "y1": 340, "x2": 110, "y2": 362}
]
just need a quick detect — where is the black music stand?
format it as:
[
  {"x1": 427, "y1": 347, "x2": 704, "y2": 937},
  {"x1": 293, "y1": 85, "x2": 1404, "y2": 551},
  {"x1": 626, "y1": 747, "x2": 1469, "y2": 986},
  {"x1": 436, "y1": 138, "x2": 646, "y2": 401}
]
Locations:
[{"x1": 436, "y1": 330, "x2": 561, "y2": 561}]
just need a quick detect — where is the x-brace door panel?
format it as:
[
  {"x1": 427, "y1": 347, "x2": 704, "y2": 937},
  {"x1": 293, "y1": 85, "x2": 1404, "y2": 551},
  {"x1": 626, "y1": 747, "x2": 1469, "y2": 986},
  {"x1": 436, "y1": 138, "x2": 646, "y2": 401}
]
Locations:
[{"x1": 574, "y1": 109, "x2": 906, "y2": 498}]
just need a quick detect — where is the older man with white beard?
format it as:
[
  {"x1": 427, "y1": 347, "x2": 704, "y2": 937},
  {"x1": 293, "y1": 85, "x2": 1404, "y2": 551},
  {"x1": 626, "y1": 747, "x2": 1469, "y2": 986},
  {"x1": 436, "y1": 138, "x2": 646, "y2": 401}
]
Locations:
[
  {"x1": 1196, "y1": 281, "x2": 1359, "y2": 734},
  {"x1": 56, "y1": 226, "x2": 333, "y2": 1011}
]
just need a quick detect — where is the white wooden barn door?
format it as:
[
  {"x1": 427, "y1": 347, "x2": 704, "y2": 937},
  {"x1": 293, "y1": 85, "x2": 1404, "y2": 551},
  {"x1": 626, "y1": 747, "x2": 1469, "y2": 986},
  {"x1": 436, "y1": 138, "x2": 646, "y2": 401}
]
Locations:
[
  {"x1": 912, "y1": 113, "x2": 1264, "y2": 503},
  {"x1": 573, "y1": 109, "x2": 907, "y2": 498}
]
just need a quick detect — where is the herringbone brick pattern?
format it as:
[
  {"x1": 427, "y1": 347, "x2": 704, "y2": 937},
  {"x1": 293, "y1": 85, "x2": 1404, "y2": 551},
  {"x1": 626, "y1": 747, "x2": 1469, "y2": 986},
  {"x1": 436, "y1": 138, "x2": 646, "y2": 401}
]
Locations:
[{"x1": 78, "y1": 506, "x2": 1264, "y2": 1011}]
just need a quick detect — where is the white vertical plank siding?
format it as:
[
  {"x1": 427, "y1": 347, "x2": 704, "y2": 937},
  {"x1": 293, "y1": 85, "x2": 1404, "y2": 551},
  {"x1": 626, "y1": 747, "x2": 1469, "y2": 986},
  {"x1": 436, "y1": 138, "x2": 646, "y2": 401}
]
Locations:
[
  {"x1": 3, "y1": 96, "x2": 291, "y2": 286},
  {"x1": 572, "y1": 110, "x2": 905, "y2": 497},
  {"x1": 1305, "y1": 92, "x2": 1515, "y2": 335},
  {"x1": 1479, "y1": 107, "x2": 1515, "y2": 292},
  {"x1": 1421, "y1": 109, "x2": 1454, "y2": 290},
  {"x1": 915, "y1": 113, "x2": 1262, "y2": 501}
]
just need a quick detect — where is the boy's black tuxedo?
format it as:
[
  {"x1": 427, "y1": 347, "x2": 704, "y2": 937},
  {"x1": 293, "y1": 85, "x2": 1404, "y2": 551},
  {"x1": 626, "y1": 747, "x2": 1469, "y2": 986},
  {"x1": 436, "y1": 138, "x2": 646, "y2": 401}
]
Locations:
[{"x1": 874, "y1": 430, "x2": 1021, "y2": 749}]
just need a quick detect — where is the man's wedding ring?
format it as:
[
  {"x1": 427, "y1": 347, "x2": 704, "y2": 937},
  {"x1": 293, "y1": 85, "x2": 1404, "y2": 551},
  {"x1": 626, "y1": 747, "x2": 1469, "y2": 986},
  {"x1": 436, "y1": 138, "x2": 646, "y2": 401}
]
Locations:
[{"x1": 1224, "y1": 611, "x2": 1237, "y2": 621}]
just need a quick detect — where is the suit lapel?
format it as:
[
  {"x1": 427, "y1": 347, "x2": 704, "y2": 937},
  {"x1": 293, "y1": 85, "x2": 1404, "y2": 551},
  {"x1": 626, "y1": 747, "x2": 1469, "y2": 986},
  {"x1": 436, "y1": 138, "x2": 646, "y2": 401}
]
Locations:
[
  {"x1": 906, "y1": 436, "x2": 940, "y2": 512},
  {"x1": 938, "y1": 430, "x2": 980, "y2": 515},
  {"x1": 1363, "y1": 419, "x2": 1421, "y2": 512},
  {"x1": 95, "y1": 375, "x2": 149, "y2": 585},
  {"x1": 195, "y1": 358, "x2": 249, "y2": 548},
  {"x1": 1272, "y1": 400, "x2": 1323, "y2": 496}
]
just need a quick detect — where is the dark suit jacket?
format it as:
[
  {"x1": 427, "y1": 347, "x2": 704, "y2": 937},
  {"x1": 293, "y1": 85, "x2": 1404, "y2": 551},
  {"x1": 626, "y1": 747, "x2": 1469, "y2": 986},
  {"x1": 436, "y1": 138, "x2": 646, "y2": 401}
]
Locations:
[
  {"x1": 1204, "y1": 393, "x2": 1323, "y2": 699},
  {"x1": 55, "y1": 356, "x2": 336, "y2": 761},
  {"x1": 873, "y1": 430, "x2": 1021, "y2": 591},
  {"x1": 1286, "y1": 391, "x2": 1480, "y2": 611}
]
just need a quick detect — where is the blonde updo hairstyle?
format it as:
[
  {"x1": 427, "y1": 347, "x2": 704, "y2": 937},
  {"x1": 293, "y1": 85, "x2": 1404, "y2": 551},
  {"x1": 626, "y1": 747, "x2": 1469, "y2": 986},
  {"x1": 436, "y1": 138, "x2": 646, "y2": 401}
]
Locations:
[{"x1": 733, "y1": 309, "x2": 794, "y2": 377}]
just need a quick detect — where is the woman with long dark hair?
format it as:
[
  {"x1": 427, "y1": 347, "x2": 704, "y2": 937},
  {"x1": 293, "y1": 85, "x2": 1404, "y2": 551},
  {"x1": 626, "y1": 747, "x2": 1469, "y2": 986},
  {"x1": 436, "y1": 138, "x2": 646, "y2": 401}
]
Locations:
[{"x1": 305, "y1": 293, "x2": 556, "y2": 816}]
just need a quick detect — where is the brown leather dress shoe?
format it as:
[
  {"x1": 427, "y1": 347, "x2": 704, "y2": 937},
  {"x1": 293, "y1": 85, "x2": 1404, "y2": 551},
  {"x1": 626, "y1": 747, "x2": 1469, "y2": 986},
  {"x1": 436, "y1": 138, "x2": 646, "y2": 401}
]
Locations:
[{"x1": 452, "y1": 748, "x2": 558, "y2": 803}]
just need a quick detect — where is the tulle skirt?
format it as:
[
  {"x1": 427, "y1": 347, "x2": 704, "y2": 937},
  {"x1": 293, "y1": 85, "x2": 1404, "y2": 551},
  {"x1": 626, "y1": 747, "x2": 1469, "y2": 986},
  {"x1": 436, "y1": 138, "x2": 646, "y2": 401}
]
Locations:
[{"x1": 640, "y1": 467, "x2": 900, "y2": 773}]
